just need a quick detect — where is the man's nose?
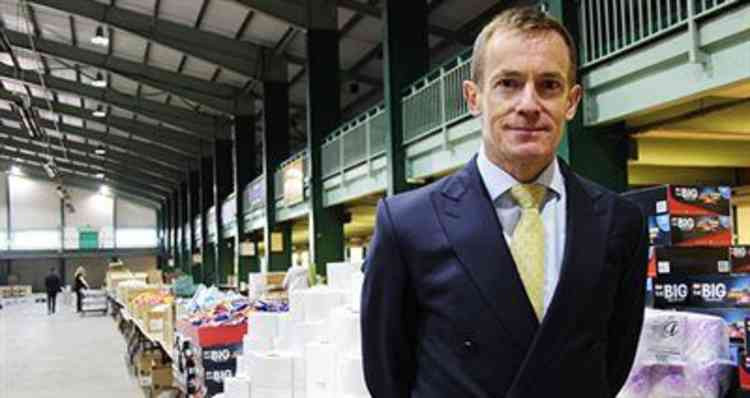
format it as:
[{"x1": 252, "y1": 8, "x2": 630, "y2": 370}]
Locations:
[{"x1": 516, "y1": 82, "x2": 542, "y2": 117}]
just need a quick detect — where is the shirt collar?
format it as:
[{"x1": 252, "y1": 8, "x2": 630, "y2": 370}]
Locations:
[{"x1": 476, "y1": 144, "x2": 565, "y2": 202}]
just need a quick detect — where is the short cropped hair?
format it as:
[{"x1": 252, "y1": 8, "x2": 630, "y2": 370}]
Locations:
[{"x1": 470, "y1": 6, "x2": 578, "y2": 86}]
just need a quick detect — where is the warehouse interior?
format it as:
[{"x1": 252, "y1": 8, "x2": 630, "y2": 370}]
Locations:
[{"x1": 0, "y1": 0, "x2": 749, "y2": 397}]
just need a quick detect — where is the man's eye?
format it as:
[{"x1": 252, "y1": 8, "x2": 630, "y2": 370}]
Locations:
[
  {"x1": 541, "y1": 80, "x2": 562, "y2": 91},
  {"x1": 497, "y1": 79, "x2": 520, "y2": 89}
]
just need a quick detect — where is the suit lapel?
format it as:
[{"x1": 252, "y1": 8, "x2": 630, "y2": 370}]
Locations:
[
  {"x1": 509, "y1": 161, "x2": 608, "y2": 390},
  {"x1": 433, "y1": 158, "x2": 538, "y2": 352}
]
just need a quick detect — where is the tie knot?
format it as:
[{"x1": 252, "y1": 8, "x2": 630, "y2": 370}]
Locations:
[{"x1": 511, "y1": 184, "x2": 547, "y2": 209}]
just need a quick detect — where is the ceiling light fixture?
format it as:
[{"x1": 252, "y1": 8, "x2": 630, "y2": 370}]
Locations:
[
  {"x1": 94, "y1": 145, "x2": 107, "y2": 156},
  {"x1": 92, "y1": 105, "x2": 107, "y2": 118},
  {"x1": 91, "y1": 72, "x2": 107, "y2": 88},
  {"x1": 95, "y1": 172, "x2": 105, "y2": 179},
  {"x1": 91, "y1": 26, "x2": 109, "y2": 47},
  {"x1": 43, "y1": 160, "x2": 58, "y2": 179},
  {"x1": 11, "y1": 97, "x2": 44, "y2": 139}
]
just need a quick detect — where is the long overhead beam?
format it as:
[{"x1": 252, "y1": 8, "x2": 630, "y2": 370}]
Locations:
[
  {"x1": 28, "y1": 0, "x2": 263, "y2": 79},
  {"x1": 0, "y1": 150, "x2": 169, "y2": 200},
  {"x1": 0, "y1": 157, "x2": 163, "y2": 206},
  {"x1": 0, "y1": 63, "x2": 227, "y2": 138},
  {"x1": 1, "y1": 29, "x2": 250, "y2": 115},
  {"x1": 0, "y1": 123, "x2": 184, "y2": 182},
  {"x1": 235, "y1": 0, "x2": 468, "y2": 44},
  {"x1": 0, "y1": 108, "x2": 191, "y2": 170},
  {"x1": 0, "y1": 136, "x2": 177, "y2": 191},
  {"x1": 0, "y1": 88, "x2": 202, "y2": 156},
  {"x1": 31, "y1": 0, "x2": 379, "y2": 89}
]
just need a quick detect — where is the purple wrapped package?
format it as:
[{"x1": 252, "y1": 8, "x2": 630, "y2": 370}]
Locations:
[{"x1": 617, "y1": 309, "x2": 733, "y2": 398}]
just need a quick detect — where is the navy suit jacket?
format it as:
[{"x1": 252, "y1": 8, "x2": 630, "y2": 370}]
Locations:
[{"x1": 361, "y1": 157, "x2": 648, "y2": 398}]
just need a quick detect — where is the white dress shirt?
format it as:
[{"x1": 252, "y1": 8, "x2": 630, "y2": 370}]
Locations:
[{"x1": 476, "y1": 146, "x2": 567, "y2": 317}]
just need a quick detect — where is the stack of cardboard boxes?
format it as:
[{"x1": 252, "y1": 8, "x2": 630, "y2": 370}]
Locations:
[{"x1": 625, "y1": 185, "x2": 750, "y2": 369}]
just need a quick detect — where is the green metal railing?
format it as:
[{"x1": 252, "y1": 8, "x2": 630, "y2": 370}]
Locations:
[
  {"x1": 579, "y1": 0, "x2": 738, "y2": 68},
  {"x1": 402, "y1": 50, "x2": 473, "y2": 146},
  {"x1": 320, "y1": 104, "x2": 388, "y2": 180}
]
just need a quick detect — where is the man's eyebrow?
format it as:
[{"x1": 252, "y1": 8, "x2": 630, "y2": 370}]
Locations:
[{"x1": 539, "y1": 72, "x2": 566, "y2": 80}]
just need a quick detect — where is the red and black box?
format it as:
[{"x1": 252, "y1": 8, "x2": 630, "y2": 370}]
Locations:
[
  {"x1": 623, "y1": 185, "x2": 731, "y2": 217},
  {"x1": 733, "y1": 246, "x2": 750, "y2": 274},
  {"x1": 649, "y1": 214, "x2": 732, "y2": 247},
  {"x1": 650, "y1": 246, "x2": 730, "y2": 276}
]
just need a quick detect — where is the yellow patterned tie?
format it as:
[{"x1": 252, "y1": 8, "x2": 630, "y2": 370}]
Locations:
[{"x1": 510, "y1": 184, "x2": 547, "y2": 321}]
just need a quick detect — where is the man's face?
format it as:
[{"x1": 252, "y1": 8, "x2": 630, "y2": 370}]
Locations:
[{"x1": 464, "y1": 29, "x2": 582, "y2": 171}]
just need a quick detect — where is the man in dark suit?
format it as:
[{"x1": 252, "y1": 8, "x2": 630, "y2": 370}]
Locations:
[
  {"x1": 44, "y1": 267, "x2": 62, "y2": 315},
  {"x1": 361, "y1": 6, "x2": 648, "y2": 398}
]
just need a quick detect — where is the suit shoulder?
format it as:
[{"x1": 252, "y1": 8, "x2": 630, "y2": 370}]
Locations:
[
  {"x1": 381, "y1": 175, "x2": 452, "y2": 217},
  {"x1": 575, "y1": 174, "x2": 645, "y2": 237}
]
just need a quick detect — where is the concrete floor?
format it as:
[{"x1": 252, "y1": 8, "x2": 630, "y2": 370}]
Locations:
[{"x1": 0, "y1": 295, "x2": 144, "y2": 398}]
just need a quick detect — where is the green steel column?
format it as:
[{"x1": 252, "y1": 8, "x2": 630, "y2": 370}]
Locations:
[
  {"x1": 269, "y1": 226, "x2": 292, "y2": 272},
  {"x1": 214, "y1": 139, "x2": 234, "y2": 284},
  {"x1": 200, "y1": 154, "x2": 214, "y2": 285},
  {"x1": 172, "y1": 190, "x2": 180, "y2": 269},
  {"x1": 306, "y1": 0, "x2": 344, "y2": 277},
  {"x1": 262, "y1": 55, "x2": 293, "y2": 273},
  {"x1": 233, "y1": 114, "x2": 256, "y2": 282},
  {"x1": 548, "y1": 1, "x2": 628, "y2": 192},
  {"x1": 179, "y1": 181, "x2": 189, "y2": 274},
  {"x1": 383, "y1": 0, "x2": 430, "y2": 196},
  {"x1": 189, "y1": 170, "x2": 201, "y2": 278},
  {"x1": 184, "y1": 171, "x2": 193, "y2": 273}
]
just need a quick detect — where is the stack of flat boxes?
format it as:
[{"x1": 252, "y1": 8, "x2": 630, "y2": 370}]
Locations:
[{"x1": 625, "y1": 185, "x2": 750, "y2": 357}]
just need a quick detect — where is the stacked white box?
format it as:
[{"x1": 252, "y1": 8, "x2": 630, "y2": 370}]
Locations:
[
  {"x1": 305, "y1": 342, "x2": 337, "y2": 398},
  {"x1": 328, "y1": 306, "x2": 361, "y2": 354},
  {"x1": 248, "y1": 351, "x2": 298, "y2": 398},
  {"x1": 245, "y1": 312, "x2": 282, "y2": 352},
  {"x1": 223, "y1": 376, "x2": 251, "y2": 398},
  {"x1": 327, "y1": 262, "x2": 359, "y2": 290},
  {"x1": 350, "y1": 272, "x2": 364, "y2": 313},
  {"x1": 303, "y1": 287, "x2": 345, "y2": 323},
  {"x1": 338, "y1": 354, "x2": 369, "y2": 398}
]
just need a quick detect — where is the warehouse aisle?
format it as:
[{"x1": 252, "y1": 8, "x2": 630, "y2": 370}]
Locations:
[{"x1": 0, "y1": 296, "x2": 143, "y2": 398}]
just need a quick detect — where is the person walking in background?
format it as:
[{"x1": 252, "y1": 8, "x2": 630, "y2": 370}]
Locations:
[
  {"x1": 44, "y1": 268, "x2": 62, "y2": 315},
  {"x1": 73, "y1": 266, "x2": 89, "y2": 313}
]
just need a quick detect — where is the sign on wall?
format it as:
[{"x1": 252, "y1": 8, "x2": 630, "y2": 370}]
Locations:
[
  {"x1": 246, "y1": 181, "x2": 265, "y2": 212},
  {"x1": 79, "y1": 228, "x2": 99, "y2": 250},
  {"x1": 283, "y1": 158, "x2": 304, "y2": 206}
]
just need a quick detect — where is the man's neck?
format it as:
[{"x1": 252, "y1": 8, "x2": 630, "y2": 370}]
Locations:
[{"x1": 485, "y1": 153, "x2": 553, "y2": 183}]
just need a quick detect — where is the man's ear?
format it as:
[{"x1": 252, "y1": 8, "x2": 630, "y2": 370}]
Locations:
[
  {"x1": 463, "y1": 80, "x2": 481, "y2": 116},
  {"x1": 565, "y1": 84, "x2": 583, "y2": 120}
]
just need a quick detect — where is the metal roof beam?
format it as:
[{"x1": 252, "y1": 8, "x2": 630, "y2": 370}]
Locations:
[
  {"x1": 0, "y1": 109, "x2": 191, "y2": 171},
  {"x1": 0, "y1": 134, "x2": 177, "y2": 190},
  {"x1": 0, "y1": 63, "x2": 227, "y2": 139},
  {"x1": 0, "y1": 149, "x2": 169, "y2": 200},
  {"x1": 0, "y1": 88, "x2": 202, "y2": 156},
  {"x1": 1, "y1": 29, "x2": 249, "y2": 114},
  {"x1": 235, "y1": 0, "x2": 468, "y2": 44},
  {"x1": 0, "y1": 123, "x2": 183, "y2": 181},
  {"x1": 28, "y1": 0, "x2": 263, "y2": 79},
  {"x1": 0, "y1": 158, "x2": 164, "y2": 205}
]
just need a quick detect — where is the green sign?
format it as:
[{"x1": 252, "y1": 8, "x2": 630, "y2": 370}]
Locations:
[{"x1": 79, "y1": 230, "x2": 99, "y2": 250}]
